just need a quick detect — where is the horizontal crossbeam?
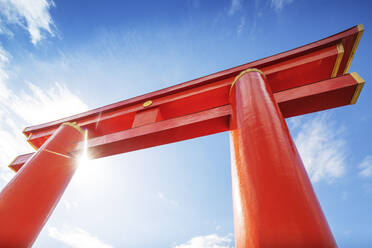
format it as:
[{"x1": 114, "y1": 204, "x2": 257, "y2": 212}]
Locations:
[
  {"x1": 9, "y1": 73, "x2": 364, "y2": 172},
  {"x1": 22, "y1": 25, "x2": 363, "y2": 149}
]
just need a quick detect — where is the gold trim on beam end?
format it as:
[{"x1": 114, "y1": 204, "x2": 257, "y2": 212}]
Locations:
[
  {"x1": 62, "y1": 122, "x2": 84, "y2": 134},
  {"x1": 331, "y1": 43, "x2": 344, "y2": 78},
  {"x1": 230, "y1": 68, "x2": 266, "y2": 95},
  {"x1": 27, "y1": 133, "x2": 38, "y2": 151},
  {"x1": 350, "y1": 72, "x2": 365, "y2": 104},
  {"x1": 22, "y1": 127, "x2": 28, "y2": 137},
  {"x1": 7, "y1": 157, "x2": 18, "y2": 173},
  {"x1": 344, "y1": 24, "x2": 364, "y2": 74}
]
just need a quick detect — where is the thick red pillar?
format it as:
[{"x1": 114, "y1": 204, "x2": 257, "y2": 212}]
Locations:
[
  {"x1": 0, "y1": 123, "x2": 84, "y2": 247},
  {"x1": 229, "y1": 69, "x2": 337, "y2": 247}
]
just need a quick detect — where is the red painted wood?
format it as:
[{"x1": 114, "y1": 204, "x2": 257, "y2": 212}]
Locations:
[
  {"x1": 0, "y1": 26, "x2": 364, "y2": 248},
  {"x1": 84, "y1": 105, "x2": 231, "y2": 159},
  {"x1": 339, "y1": 32, "x2": 360, "y2": 76},
  {"x1": 23, "y1": 44, "x2": 339, "y2": 150},
  {"x1": 9, "y1": 73, "x2": 361, "y2": 172},
  {"x1": 25, "y1": 78, "x2": 233, "y2": 149},
  {"x1": 22, "y1": 25, "x2": 362, "y2": 146},
  {"x1": 265, "y1": 45, "x2": 338, "y2": 92},
  {"x1": 277, "y1": 73, "x2": 358, "y2": 118},
  {"x1": 0, "y1": 124, "x2": 83, "y2": 247},
  {"x1": 11, "y1": 105, "x2": 231, "y2": 170},
  {"x1": 132, "y1": 107, "x2": 163, "y2": 128},
  {"x1": 229, "y1": 71, "x2": 337, "y2": 247},
  {"x1": 8, "y1": 153, "x2": 35, "y2": 172}
]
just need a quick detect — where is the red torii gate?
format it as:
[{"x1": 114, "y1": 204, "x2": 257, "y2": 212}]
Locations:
[{"x1": 0, "y1": 25, "x2": 365, "y2": 247}]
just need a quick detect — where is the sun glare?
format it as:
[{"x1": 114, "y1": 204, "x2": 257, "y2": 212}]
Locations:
[
  {"x1": 73, "y1": 130, "x2": 97, "y2": 185},
  {"x1": 79, "y1": 129, "x2": 89, "y2": 167},
  {"x1": 73, "y1": 129, "x2": 113, "y2": 187}
]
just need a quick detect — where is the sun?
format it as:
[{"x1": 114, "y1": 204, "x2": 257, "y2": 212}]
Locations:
[{"x1": 72, "y1": 130, "x2": 103, "y2": 186}]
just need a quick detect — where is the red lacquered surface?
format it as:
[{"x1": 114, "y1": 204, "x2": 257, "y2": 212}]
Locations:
[
  {"x1": 276, "y1": 73, "x2": 363, "y2": 118},
  {"x1": 9, "y1": 72, "x2": 364, "y2": 172},
  {"x1": 132, "y1": 107, "x2": 163, "y2": 128},
  {"x1": 0, "y1": 25, "x2": 365, "y2": 247},
  {"x1": 21, "y1": 25, "x2": 363, "y2": 150},
  {"x1": 0, "y1": 124, "x2": 83, "y2": 247},
  {"x1": 229, "y1": 71, "x2": 337, "y2": 247}
]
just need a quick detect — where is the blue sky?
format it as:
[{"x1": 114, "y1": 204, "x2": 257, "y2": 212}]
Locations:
[{"x1": 0, "y1": 0, "x2": 371, "y2": 247}]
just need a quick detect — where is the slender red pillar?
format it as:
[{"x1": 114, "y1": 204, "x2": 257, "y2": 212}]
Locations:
[
  {"x1": 0, "y1": 123, "x2": 84, "y2": 247},
  {"x1": 229, "y1": 69, "x2": 337, "y2": 248}
]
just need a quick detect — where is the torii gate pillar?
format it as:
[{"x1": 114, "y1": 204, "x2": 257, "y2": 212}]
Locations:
[
  {"x1": 229, "y1": 69, "x2": 337, "y2": 247},
  {"x1": 3, "y1": 25, "x2": 365, "y2": 247},
  {"x1": 0, "y1": 123, "x2": 84, "y2": 247}
]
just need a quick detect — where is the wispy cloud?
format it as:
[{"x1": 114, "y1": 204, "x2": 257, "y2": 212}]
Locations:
[
  {"x1": 0, "y1": 80, "x2": 88, "y2": 183},
  {"x1": 228, "y1": 0, "x2": 243, "y2": 16},
  {"x1": 289, "y1": 113, "x2": 346, "y2": 183},
  {"x1": 0, "y1": 46, "x2": 11, "y2": 102},
  {"x1": 358, "y1": 155, "x2": 372, "y2": 177},
  {"x1": 0, "y1": 114, "x2": 30, "y2": 184},
  {"x1": 0, "y1": 48, "x2": 28, "y2": 185},
  {"x1": 0, "y1": 0, "x2": 55, "y2": 44},
  {"x1": 157, "y1": 191, "x2": 179, "y2": 206},
  {"x1": 237, "y1": 16, "x2": 246, "y2": 36},
  {"x1": 173, "y1": 233, "x2": 233, "y2": 248},
  {"x1": 48, "y1": 225, "x2": 113, "y2": 248},
  {"x1": 0, "y1": 44, "x2": 88, "y2": 185},
  {"x1": 62, "y1": 199, "x2": 79, "y2": 210},
  {"x1": 4, "y1": 82, "x2": 88, "y2": 125},
  {"x1": 270, "y1": 0, "x2": 294, "y2": 11},
  {"x1": 0, "y1": 0, "x2": 87, "y2": 185}
]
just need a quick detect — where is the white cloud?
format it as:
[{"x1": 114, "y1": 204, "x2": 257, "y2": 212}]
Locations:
[
  {"x1": 358, "y1": 155, "x2": 372, "y2": 177},
  {"x1": 0, "y1": 45, "x2": 11, "y2": 99},
  {"x1": 0, "y1": 115, "x2": 30, "y2": 183},
  {"x1": 0, "y1": 46, "x2": 28, "y2": 185},
  {"x1": 48, "y1": 226, "x2": 113, "y2": 248},
  {"x1": 173, "y1": 234, "x2": 233, "y2": 248},
  {"x1": 157, "y1": 191, "x2": 179, "y2": 206},
  {"x1": 5, "y1": 81, "x2": 88, "y2": 125},
  {"x1": 228, "y1": 0, "x2": 243, "y2": 16},
  {"x1": 0, "y1": 44, "x2": 88, "y2": 185},
  {"x1": 271, "y1": 0, "x2": 293, "y2": 11},
  {"x1": 0, "y1": 0, "x2": 55, "y2": 44},
  {"x1": 0, "y1": 23, "x2": 14, "y2": 37},
  {"x1": 0, "y1": 80, "x2": 88, "y2": 183},
  {"x1": 237, "y1": 16, "x2": 246, "y2": 36},
  {"x1": 62, "y1": 199, "x2": 79, "y2": 210},
  {"x1": 0, "y1": 46, "x2": 10, "y2": 64},
  {"x1": 290, "y1": 114, "x2": 346, "y2": 183}
]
